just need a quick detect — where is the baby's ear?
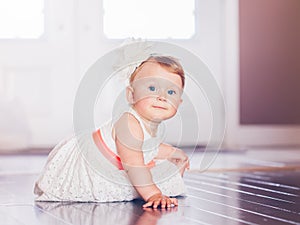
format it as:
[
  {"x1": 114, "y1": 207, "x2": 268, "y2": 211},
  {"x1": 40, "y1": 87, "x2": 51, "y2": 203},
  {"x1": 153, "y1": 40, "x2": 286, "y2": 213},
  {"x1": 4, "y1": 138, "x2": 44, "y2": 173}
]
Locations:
[{"x1": 126, "y1": 86, "x2": 134, "y2": 104}]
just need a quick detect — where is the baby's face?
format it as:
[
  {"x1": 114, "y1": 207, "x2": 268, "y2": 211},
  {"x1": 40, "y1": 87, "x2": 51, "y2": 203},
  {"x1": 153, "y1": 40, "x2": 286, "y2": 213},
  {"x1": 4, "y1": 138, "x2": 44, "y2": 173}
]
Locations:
[{"x1": 129, "y1": 62, "x2": 183, "y2": 122}]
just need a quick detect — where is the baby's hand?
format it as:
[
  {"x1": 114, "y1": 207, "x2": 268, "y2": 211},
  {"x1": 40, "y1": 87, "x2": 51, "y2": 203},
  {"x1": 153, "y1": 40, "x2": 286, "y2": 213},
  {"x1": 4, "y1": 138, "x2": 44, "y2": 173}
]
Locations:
[
  {"x1": 142, "y1": 193, "x2": 178, "y2": 209},
  {"x1": 168, "y1": 148, "x2": 190, "y2": 171}
]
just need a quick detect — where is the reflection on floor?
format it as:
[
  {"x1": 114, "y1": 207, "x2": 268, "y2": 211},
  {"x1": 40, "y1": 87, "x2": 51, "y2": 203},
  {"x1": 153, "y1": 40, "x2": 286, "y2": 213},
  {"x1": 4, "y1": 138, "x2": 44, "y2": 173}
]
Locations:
[{"x1": 0, "y1": 148, "x2": 300, "y2": 225}]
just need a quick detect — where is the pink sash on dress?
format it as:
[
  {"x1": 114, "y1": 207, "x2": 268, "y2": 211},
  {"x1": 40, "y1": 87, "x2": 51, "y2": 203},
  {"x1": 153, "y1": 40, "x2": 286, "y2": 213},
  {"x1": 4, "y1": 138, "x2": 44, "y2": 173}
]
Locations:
[{"x1": 92, "y1": 129, "x2": 155, "y2": 170}]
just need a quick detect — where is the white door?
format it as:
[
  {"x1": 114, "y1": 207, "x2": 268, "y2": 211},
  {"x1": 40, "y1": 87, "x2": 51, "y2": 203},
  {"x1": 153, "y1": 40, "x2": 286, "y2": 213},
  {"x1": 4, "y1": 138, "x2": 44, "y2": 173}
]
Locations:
[
  {"x1": 0, "y1": 0, "x2": 225, "y2": 150},
  {"x1": 0, "y1": 0, "x2": 78, "y2": 149}
]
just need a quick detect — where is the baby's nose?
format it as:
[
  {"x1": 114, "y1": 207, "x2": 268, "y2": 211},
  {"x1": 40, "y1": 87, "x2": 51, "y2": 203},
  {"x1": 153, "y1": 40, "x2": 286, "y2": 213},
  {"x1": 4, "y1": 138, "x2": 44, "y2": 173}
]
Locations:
[
  {"x1": 157, "y1": 95, "x2": 167, "y2": 101},
  {"x1": 156, "y1": 90, "x2": 167, "y2": 101}
]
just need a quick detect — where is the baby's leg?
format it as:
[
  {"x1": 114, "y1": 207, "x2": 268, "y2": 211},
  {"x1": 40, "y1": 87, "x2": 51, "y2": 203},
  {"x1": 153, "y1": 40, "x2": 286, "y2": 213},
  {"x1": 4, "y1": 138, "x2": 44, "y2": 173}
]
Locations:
[{"x1": 151, "y1": 160, "x2": 186, "y2": 197}]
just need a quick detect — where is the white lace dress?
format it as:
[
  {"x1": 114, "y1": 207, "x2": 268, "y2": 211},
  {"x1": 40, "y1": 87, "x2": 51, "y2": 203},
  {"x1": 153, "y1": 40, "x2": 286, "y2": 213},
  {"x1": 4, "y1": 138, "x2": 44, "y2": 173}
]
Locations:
[{"x1": 34, "y1": 109, "x2": 186, "y2": 202}]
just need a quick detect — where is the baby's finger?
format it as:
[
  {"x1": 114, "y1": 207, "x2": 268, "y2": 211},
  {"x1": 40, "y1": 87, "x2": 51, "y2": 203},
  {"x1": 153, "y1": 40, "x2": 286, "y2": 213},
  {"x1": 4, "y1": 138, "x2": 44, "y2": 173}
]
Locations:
[
  {"x1": 153, "y1": 199, "x2": 161, "y2": 209},
  {"x1": 161, "y1": 198, "x2": 167, "y2": 208},
  {"x1": 186, "y1": 160, "x2": 190, "y2": 170},
  {"x1": 143, "y1": 201, "x2": 154, "y2": 208},
  {"x1": 170, "y1": 198, "x2": 178, "y2": 206},
  {"x1": 166, "y1": 198, "x2": 172, "y2": 208}
]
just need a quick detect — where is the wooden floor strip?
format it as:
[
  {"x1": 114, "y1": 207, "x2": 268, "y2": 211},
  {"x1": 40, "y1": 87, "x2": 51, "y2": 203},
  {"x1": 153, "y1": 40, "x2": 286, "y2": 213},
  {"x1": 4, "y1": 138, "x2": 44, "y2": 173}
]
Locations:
[{"x1": 1, "y1": 153, "x2": 300, "y2": 225}]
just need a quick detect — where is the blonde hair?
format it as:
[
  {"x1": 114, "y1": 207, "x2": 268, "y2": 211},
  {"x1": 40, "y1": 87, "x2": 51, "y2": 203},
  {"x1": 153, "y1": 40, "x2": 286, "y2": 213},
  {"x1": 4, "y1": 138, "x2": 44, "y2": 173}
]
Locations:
[{"x1": 129, "y1": 55, "x2": 185, "y2": 88}]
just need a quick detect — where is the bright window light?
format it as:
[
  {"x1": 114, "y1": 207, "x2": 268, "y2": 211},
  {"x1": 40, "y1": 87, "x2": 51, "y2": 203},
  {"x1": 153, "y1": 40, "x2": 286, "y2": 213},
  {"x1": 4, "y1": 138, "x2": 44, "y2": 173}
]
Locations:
[
  {"x1": 103, "y1": 0, "x2": 195, "y2": 39},
  {"x1": 0, "y1": 0, "x2": 44, "y2": 39}
]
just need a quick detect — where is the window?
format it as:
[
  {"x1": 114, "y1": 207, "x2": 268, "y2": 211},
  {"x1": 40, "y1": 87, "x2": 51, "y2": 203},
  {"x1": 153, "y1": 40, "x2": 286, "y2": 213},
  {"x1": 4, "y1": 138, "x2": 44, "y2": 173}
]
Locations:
[
  {"x1": 0, "y1": 0, "x2": 44, "y2": 39},
  {"x1": 103, "y1": 0, "x2": 195, "y2": 39}
]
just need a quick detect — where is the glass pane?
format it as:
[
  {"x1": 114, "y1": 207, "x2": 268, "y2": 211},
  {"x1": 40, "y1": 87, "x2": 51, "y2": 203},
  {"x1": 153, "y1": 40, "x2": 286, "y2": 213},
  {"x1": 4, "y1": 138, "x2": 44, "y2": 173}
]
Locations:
[
  {"x1": 0, "y1": 0, "x2": 44, "y2": 39},
  {"x1": 103, "y1": 0, "x2": 195, "y2": 39}
]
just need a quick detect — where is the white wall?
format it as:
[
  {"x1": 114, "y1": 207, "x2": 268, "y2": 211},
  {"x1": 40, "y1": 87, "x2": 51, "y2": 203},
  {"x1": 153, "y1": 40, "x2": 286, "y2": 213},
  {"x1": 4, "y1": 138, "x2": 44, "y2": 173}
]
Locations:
[
  {"x1": 0, "y1": 0, "x2": 225, "y2": 150},
  {"x1": 2, "y1": 0, "x2": 299, "y2": 151}
]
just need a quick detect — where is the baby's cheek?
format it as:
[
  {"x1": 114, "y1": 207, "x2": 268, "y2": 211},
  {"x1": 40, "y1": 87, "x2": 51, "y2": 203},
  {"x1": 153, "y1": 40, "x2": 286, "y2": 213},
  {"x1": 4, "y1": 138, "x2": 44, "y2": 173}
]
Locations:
[
  {"x1": 167, "y1": 97, "x2": 181, "y2": 108},
  {"x1": 132, "y1": 95, "x2": 154, "y2": 107},
  {"x1": 133, "y1": 90, "x2": 158, "y2": 103}
]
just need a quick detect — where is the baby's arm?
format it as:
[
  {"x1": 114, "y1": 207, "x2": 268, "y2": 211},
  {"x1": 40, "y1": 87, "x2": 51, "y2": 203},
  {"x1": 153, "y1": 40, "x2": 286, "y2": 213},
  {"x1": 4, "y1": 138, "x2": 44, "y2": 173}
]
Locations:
[{"x1": 114, "y1": 113, "x2": 178, "y2": 208}]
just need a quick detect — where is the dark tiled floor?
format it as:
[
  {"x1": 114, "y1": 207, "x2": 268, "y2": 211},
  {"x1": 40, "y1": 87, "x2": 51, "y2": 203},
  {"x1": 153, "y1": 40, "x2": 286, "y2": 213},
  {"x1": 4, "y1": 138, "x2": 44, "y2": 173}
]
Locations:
[{"x1": 0, "y1": 150, "x2": 300, "y2": 225}]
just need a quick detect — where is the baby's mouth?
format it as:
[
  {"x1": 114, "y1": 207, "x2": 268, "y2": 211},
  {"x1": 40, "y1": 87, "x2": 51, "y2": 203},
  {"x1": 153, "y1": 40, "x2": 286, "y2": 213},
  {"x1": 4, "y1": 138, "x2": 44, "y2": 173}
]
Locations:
[{"x1": 152, "y1": 105, "x2": 167, "y2": 110}]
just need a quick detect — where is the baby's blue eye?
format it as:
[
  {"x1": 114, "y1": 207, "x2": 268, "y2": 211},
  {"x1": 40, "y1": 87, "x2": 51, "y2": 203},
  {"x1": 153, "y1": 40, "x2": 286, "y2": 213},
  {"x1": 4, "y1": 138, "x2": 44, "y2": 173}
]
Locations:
[
  {"x1": 167, "y1": 90, "x2": 176, "y2": 95},
  {"x1": 148, "y1": 86, "x2": 156, "y2": 92}
]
